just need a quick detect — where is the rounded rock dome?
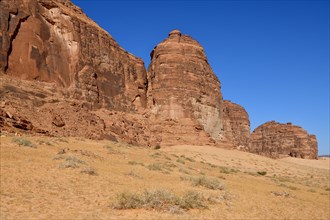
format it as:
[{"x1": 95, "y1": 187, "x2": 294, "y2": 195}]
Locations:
[{"x1": 168, "y1": 29, "x2": 181, "y2": 36}]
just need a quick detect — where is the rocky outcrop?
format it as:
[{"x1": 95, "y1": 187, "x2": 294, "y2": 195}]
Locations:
[
  {"x1": 147, "y1": 30, "x2": 223, "y2": 145},
  {"x1": 0, "y1": 0, "x2": 318, "y2": 158},
  {"x1": 222, "y1": 100, "x2": 250, "y2": 149},
  {"x1": 0, "y1": 0, "x2": 147, "y2": 111},
  {"x1": 249, "y1": 121, "x2": 318, "y2": 159}
]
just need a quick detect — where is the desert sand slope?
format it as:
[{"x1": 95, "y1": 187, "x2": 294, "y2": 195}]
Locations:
[{"x1": 0, "y1": 134, "x2": 329, "y2": 219}]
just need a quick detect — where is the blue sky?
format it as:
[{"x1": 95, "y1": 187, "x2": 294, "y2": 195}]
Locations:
[{"x1": 72, "y1": 0, "x2": 329, "y2": 155}]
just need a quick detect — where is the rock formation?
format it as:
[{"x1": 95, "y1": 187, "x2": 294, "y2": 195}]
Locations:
[
  {"x1": 0, "y1": 0, "x2": 318, "y2": 158},
  {"x1": 0, "y1": 0, "x2": 147, "y2": 111},
  {"x1": 146, "y1": 29, "x2": 224, "y2": 145},
  {"x1": 222, "y1": 100, "x2": 250, "y2": 149},
  {"x1": 249, "y1": 121, "x2": 318, "y2": 159}
]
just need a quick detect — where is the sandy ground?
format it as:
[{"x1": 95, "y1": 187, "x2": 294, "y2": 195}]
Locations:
[{"x1": 1, "y1": 135, "x2": 329, "y2": 219}]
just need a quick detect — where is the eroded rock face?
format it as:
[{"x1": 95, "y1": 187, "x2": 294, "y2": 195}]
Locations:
[
  {"x1": 249, "y1": 121, "x2": 318, "y2": 159},
  {"x1": 147, "y1": 30, "x2": 223, "y2": 144},
  {"x1": 222, "y1": 100, "x2": 250, "y2": 148},
  {"x1": 0, "y1": 0, "x2": 147, "y2": 111}
]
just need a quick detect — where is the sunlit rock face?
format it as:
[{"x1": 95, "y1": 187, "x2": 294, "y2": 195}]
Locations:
[
  {"x1": 249, "y1": 121, "x2": 318, "y2": 159},
  {"x1": 222, "y1": 100, "x2": 250, "y2": 149},
  {"x1": 147, "y1": 30, "x2": 224, "y2": 144},
  {"x1": 0, "y1": 0, "x2": 147, "y2": 111}
]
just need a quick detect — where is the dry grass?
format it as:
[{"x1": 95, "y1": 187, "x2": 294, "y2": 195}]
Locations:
[{"x1": 0, "y1": 136, "x2": 329, "y2": 219}]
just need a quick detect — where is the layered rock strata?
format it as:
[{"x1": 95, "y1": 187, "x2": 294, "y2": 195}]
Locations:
[
  {"x1": 147, "y1": 30, "x2": 223, "y2": 145},
  {"x1": 249, "y1": 121, "x2": 318, "y2": 159},
  {"x1": 0, "y1": 0, "x2": 318, "y2": 158},
  {"x1": 222, "y1": 100, "x2": 250, "y2": 149}
]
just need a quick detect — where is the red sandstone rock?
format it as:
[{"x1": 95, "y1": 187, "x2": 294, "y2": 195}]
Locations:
[
  {"x1": 222, "y1": 100, "x2": 250, "y2": 149},
  {"x1": 147, "y1": 29, "x2": 223, "y2": 145},
  {"x1": 249, "y1": 121, "x2": 318, "y2": 159},
  {"x1": 0, "y1": 0, "x2": 147, "y2": 112},
  {"x1": 0, "y1": 0, "x2": 318, "y2": 159}
]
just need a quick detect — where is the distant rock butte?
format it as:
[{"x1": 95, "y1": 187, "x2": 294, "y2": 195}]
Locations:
[
  {"x1": 250, "y1": 121, "x2": 318, "y2": 159},
  {"x1": 0, "y1": 0, "x2": 318, "y2": 159},
  {"x1": 222, "y1": 100, "x2": 250, "y2": 149}
]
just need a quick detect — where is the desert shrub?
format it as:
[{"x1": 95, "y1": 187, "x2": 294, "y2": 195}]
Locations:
[
  {"x1": 12, "y1": 137, "x2": 36, "y2": 148},
  {"x1": 308, "y1": 189, "x2": 316, "y2": 193},
  {"x1": 114, "y1": 192, "x2": 143, "y2": 209},
  {"x1": 154, "y1": 144, "x2": 161, "y2": 150},
  {"x1": 257, "y1": 171, "x2": 267, "y2": 176},
  {"x1": 186, "y1": 176, "x2": 224, "y2": 190},
  {"x1": 278, "y1": 183, "x2": 298, "y2": 190},
  {"x1": 176, "y1": 158, "x2": 185, "y2": 164},
  {"x1": 178, "y1": 191, "x2": 207, "y2": 209},
  {"x1": 113, "y1": 188, "x2": 207, "y2": 211},
  {"x1": 147, "y1": 163, "x2": 162, "y2": 171},
  {"x1": 325, "y1": 188, "x2": 330, "y2": 191},
  {"x1": 55, "y1": 137, "x2": 68, "y2": 143},
  {"x1": 128, "y1": 161, "x2": 144, "y2": 166},
  {"x1": 179, "y1": 168, "x2": 190, "y2": 174},
  {"x1": 59, "y1": 156, "x2": 85, "y2": 169},
  {"x1": 81, "y1": 167, "x2": 98, "y2": 176},
  {"x1": 36, "y1": 139, "x2": 53, "y2": 146},
  {"x1": 219, "y1": 166, "x2": 231, "y2": 174},
  {"x1": 207, "y1": 162, "x2": 217, "y2": 168}
]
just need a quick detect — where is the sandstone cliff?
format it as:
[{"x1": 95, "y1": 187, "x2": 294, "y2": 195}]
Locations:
[
  {"x1": 249, "y1": 121, "x2": 318, "y2": 159},
  {"x1": 146, "y1": 30, "x2": 224, "y2": 145},
  {"x1": 0, "y1": 0, "x2": 147, "y2": 111},
  {"x1": 222, "y1": 100, "x2": 250, "y2": 149},
  {"x1": 0, "y1": 0, "x2": 318, "y2": 158}
]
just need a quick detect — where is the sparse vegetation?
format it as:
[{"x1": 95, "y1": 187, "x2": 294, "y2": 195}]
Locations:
[
  {"x1": 12, "y1": 137, "x2": 36, "y2": 148},
  {"x1": 176, "y1": 158, "x2": 185, "y2": 164},
  {"x1": 147, "y1": 163, "x2": 162, "y2": 171},
  {"x1": 58, "y1": 155, "x2": 86, "y2": 169},
  {"x1": 325, "y1": 187, "x2": 330, "y2": 191},
  {"x1": 308, "y1": 189, "x2": 316, "y2": 193},
  {"x1": 181, "y1": 176, "x2": 225, "y2": 190},
  {"x1": 257, "y1": 171, "x2": 267, "y2": 176},
  {"x1": 179, "y1": 168, "x2": 190, "y2": 174},
  {"x1": 81, "y1": 167, "x2": 98, "y2": 176},
  {"x1": 128, "y1": 161, "x2": 145, "y2": 166},
  {"x1": 113, "y1": 188, "x2": 207, "y2": 211},
  {"x1": 55, "y1": 137, "x2": 68, "y2": 143},
  {"x1": 278, "y1": 183, "x2": 298, "y2": 190},
  {"x1": 154, "y1": 144, "x2": 161, "y2": 150}
]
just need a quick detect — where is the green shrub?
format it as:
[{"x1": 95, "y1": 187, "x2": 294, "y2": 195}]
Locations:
[{"x1": 12, "y1": 137, "x2": 36, "y2": 148}]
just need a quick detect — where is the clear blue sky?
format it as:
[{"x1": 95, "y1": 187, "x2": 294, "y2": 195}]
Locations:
[{"x1": 72, "y1": 0, "x2": 329, "y2": 155}]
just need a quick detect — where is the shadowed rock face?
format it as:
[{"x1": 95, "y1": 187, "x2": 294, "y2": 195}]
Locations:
[
  {"x1": 147, "y1": 30, "x2": 223, "y2": 143},
  {"x1": 0, "y1": 0, "x2": 147, "y2": 111},
  {"x1": 249, "y1": 121, "x2": 318, "y2": 159},
  {"x1": 222, "y1": 100, "x2": 250, "y2": 148}
]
